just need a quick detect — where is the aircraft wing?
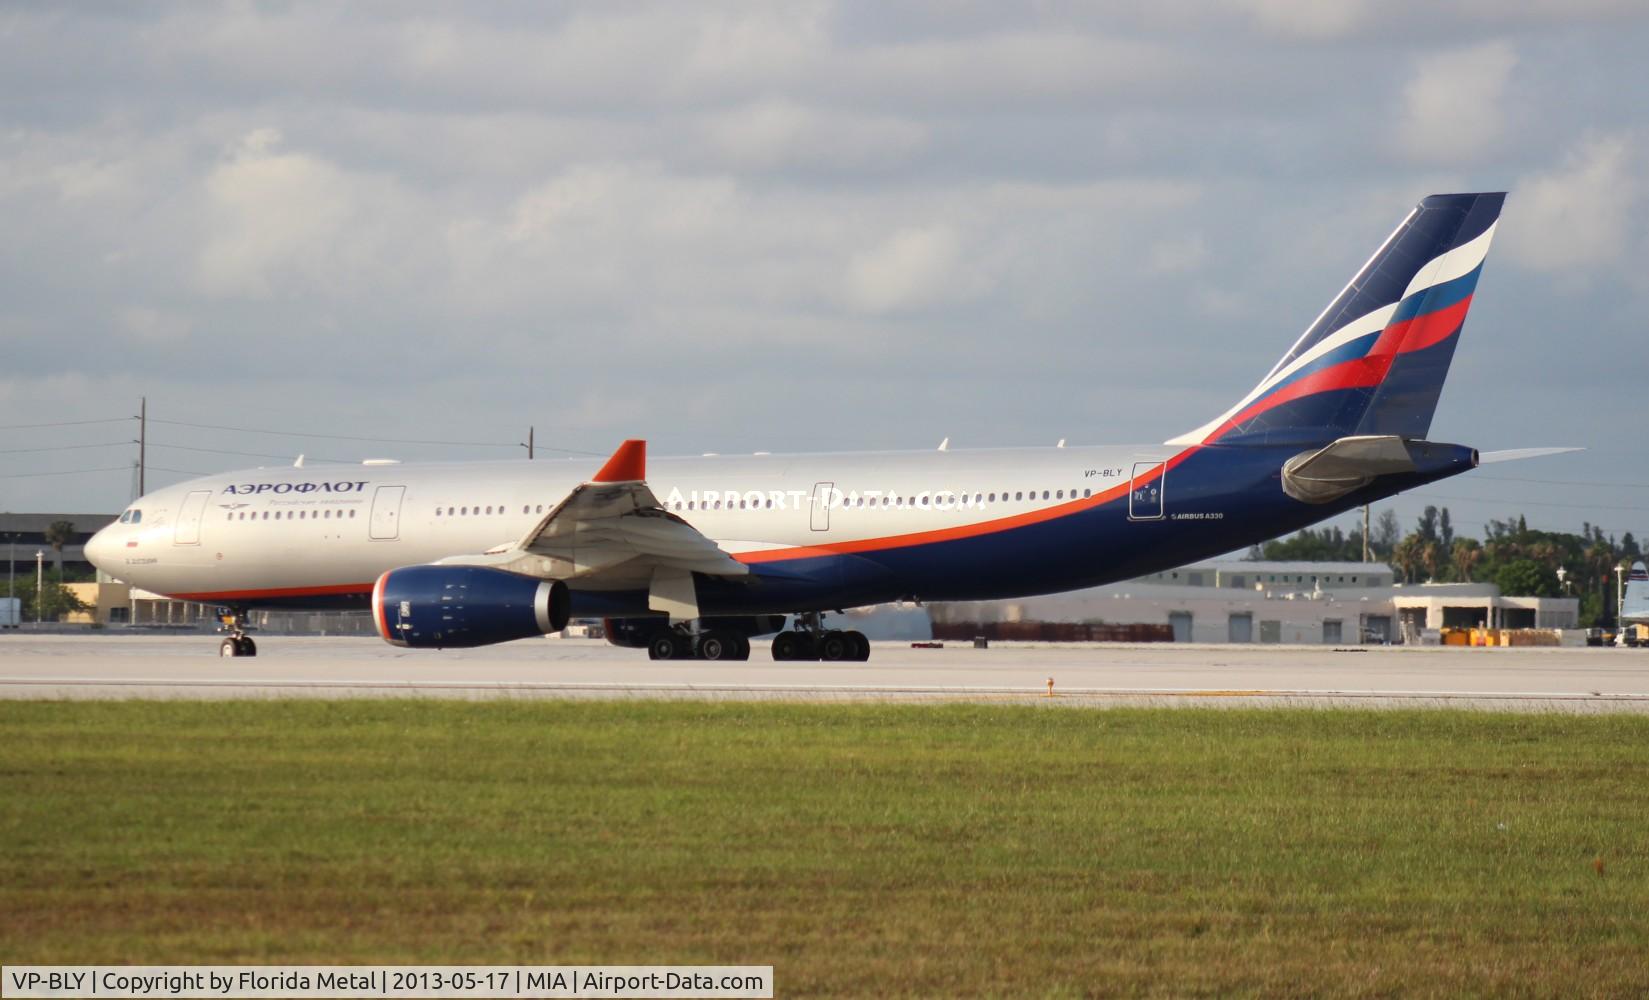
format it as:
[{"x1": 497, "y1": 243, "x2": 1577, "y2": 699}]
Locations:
[{"x1": 435, "y1": 440, "x2": 746, "y2": 621}]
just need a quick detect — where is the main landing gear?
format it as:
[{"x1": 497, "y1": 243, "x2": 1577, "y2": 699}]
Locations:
[
  {"x1": 216, "y1": 607, "x2": 257, "y2": 658},
  {"x1": 646, "y1": 628, "x2": 752, "y2": 661},
  {"x1": 771, "y1": 613, "x2": 870, "y2": 662}
]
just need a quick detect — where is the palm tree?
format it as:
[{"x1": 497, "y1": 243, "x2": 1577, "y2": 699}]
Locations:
[
  {"x1": 43, "y1": 520, "x2": 74, "y2": 577},
  {"x1": 1451, "y1": 539, "x2": 1482, "y2": 583},
  {"x1": 1392, "y1": 535, "x2": 1422, "y2": 584},
  {"x1": 1419, "y1": 540, "x2": 1441, "y2": 583}
]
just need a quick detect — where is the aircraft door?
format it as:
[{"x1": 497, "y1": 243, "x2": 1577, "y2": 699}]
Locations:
[
  {"x1": 370, "y1": 485, "x2": 406, "y2": 540},
  {"x1": 173, "y1": 490, "x2": 211, "y2": 545},
  {"x1": 1128, "y1": 461, "x2": 1166, "y2": 520},
  {"x1": 810, "y1": 481, "x2": 834, "y2": 532}
]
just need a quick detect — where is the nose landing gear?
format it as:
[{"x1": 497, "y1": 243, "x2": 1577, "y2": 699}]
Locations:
[{"x1": 216, "y1": 607, "x2": 257, "y2": 658}]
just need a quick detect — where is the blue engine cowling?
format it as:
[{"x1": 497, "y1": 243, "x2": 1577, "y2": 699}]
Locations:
[{"x1": 373, "y1": 565, "x2": 570, "y2": 648}]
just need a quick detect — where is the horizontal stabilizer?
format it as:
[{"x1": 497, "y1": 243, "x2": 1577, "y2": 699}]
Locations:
[
  {"x1": 1281, "y1": 435, "x2": 1476, "y2": 504},
  {"x1": 1281, "y1": 435, "x2": 1415, "y2": 503},
  {"x1": 1477, "y1": 446, "x2": 1584, "y2": 464}
]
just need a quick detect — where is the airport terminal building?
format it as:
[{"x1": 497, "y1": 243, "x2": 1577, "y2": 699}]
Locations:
[{"x1": 930, "y1": 560, "x2": 1580, "y2": 644}]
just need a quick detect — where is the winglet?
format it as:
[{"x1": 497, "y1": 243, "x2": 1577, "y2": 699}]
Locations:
[{"x1": 593, "y1": 439, "x2": 647, "y2": 482}]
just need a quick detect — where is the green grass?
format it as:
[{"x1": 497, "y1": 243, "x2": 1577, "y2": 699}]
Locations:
[{"x1": 3, "y1": 701, "x2": 1648, "y2": 997}]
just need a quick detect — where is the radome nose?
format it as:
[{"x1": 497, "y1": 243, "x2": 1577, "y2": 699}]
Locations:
[{"x1": 85, "y1": 526, "x2": 115, "y2": 572}]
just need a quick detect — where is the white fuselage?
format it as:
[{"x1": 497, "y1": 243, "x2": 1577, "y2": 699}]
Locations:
[{"x1": 88, "y1": 444, "x2": 1174, "y2": 605}]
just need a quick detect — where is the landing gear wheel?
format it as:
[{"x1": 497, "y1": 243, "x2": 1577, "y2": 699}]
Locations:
[
  {"x1": 772, "y1": 631, "x2": 813, "y2": 661},
  {"x1": 237, "y1": 637, "x2": 257, "y2": 657},
  {"x1": 819, "y1": 630, "x2": 853, "y2": 661},
  {"x1": 845, "y1": 630, "x2": 870, "y2": 661},
  {"x1": 732, "y1": 635, "x2": 751, "y2": 660},
  {"x1": 698, "y1": 631, "x2": 737, "y2": 661},
  {"x1": 219, "y1": 637, "x2": 240, "y2": 658},
  {"x1": 648, "y1": 634, "x2": 682, "y2": 660}
]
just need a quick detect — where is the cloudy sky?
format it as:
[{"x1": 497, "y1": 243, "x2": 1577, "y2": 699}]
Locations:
[{"x1": 4, "y1": 2, "x2": 1648, "y2": 547}]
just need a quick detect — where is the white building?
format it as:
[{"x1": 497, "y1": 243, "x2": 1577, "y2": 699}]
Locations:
[{"x1": 930, "y1": 561, "x2": 1579, "y2": 644}]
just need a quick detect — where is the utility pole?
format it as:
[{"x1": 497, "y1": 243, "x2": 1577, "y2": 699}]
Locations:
[
  {"x1": 137, "y1": 396, "x2": 147, "y2": 496},
  {"x1": 528, "y1": 425, "x2": 534, "y2": 460},
  {"x1": 35, "y1": 550, "x2": 43, "y2": 625},
  {"x1": 1362, "y1": 504, "x2": 1371, "y2": 563}
]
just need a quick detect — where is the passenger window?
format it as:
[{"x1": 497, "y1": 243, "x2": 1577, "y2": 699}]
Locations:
[
  {"x1": 1042, "y1": 490, "x2": 1050, "y2": 500},
  {"x1": 1056, "y1": 490, "x2": 1064, "y2": 499},
  {"x1": 349, "y1": 510, "x2": 356, "y2": 518},
  {"x1": 1015, "y1": 492, "x2": 1023, "y2": 501},
  {"x1": 1083, "y1": 488, "x2": 1091, "y2": 498}
]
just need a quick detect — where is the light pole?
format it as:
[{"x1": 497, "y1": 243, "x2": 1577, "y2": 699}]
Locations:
[
  {"x1": 1617, "y1": 563, "x2": 1629, "y2": 632},
  {"x1": 1556, "y1": 566, "x2": 1568, "y2": 595},
  {"x1": 35, "y1": 550, "x2": 44, "y2": 625}
]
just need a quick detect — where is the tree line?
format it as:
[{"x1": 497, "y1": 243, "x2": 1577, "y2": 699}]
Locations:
[{"x1": 1248, "y1": 507, "x2": 1638, "y2": 627}]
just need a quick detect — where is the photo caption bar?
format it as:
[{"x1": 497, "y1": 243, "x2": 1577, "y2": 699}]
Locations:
[{"x1": 1, "y1": 967, "x2": 772, "y2": 999}]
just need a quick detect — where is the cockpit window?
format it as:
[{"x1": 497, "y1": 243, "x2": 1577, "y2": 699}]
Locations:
[{"x1": 120, "y1": 510, "x2": 143, "y2": 524}]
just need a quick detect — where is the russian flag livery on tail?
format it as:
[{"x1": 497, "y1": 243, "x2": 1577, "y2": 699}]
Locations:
[
  {"x1": 1172, "y1": 192, "x2": 1503, "y2": 447},
  {"x1": 85, "y1": 192, "x2": 1571, "y2": 662}
]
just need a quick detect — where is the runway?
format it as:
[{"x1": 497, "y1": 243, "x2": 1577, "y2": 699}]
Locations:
[{"x1": 3, "y1": 633, "x2": 1649, "y2": 710}]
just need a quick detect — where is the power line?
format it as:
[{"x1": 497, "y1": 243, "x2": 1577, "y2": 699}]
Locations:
[
  {"x1": 1472, "y1": 473, "x2": 1649, "y2": 489},
  {"x1": 0, "y1": 441, "x2": 131, "y2": 455},
  {"x1": 147, "y1": 465, "x2": 206, "y2": 476},
  {"x1": 147, "y1": 442, "x2": 349, "y2": 463},
  {"x1": 0, "y1": 466, "x2": 133, "y2": 479},
  {"x1": 147, "y1": 417, "x2": 602, "y2": 454},
  {"x1": 0, "y1": 417, "x2": 131, "y2": 431},
  {"x1": 1412, "y1": 491, "x2": 1649, "y2": 514}
]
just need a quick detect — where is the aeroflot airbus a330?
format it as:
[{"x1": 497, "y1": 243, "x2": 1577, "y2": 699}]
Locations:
[{"x1": 87, "y1": 192, "x2": 1562, "y2": 661}]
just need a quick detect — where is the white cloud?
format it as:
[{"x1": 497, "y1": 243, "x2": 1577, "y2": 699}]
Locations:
[
  {"x1": 844, "y1": 226, "x2": 964, "y2": 314},
  {"x1": 115, "y1": 305, "x2": 193, "y2": 344},
  {"x1": 194, "y1": 129, "x2": 424, "y2": 299},
  {"x1": 1146, "y1": 234, "x2": 1207, "y2": 275},
  {"x1": 1501, "y1": 133, "x2": 1640, "y2": 280},
  {"x1": 701, "y1": 100, "x2": 928, "y2": 171},
  {"x1": 1233, "y1": 0, "x2": 1374, "y2": 40},
  {"x1": 1394, "y1": 40, "x2": 1518, "y2": 165}
]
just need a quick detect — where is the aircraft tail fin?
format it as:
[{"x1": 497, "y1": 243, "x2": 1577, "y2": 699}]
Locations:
[{"x1": 1170, "y1": 192, "x2": 1505, "y2": 447}]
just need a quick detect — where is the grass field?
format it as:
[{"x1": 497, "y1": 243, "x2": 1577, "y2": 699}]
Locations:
[{"x1": 2, "y1": 701, "x2": 1647, "y2": 997}]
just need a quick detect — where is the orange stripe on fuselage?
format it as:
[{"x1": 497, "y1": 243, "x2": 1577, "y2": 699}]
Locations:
[
  {"x1": 735, "y1": 449, "x2": 1195, "y2": 565},
  {"x1": 169, "y1": 582, "x2": 375, "y2": 602}
]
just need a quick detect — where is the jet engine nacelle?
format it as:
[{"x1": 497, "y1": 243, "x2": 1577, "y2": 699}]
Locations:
[{"x1": 373, "y1": 565, "x2": 570, "y2": 648}]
